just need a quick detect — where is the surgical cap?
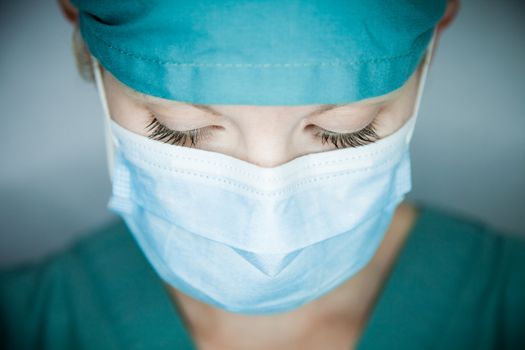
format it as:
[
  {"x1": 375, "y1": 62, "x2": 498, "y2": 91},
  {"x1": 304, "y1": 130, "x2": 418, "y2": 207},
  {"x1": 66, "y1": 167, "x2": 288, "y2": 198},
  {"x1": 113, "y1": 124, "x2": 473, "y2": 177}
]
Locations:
[{"x1": 73, "y1": 0, "x2": 447, "y2": 106}]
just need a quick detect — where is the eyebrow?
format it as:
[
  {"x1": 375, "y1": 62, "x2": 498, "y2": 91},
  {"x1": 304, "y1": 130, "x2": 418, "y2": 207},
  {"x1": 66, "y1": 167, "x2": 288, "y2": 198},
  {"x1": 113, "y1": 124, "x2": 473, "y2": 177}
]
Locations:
[
  {"x1": 191, "y1": 102, "x2": 345, "y2": 117},
  {"x1": 122, "y1": 83, "x2": 397, "y2": 117},
  {"x1": 122, "y1": 85, "x2": 224, "y2": 115}
]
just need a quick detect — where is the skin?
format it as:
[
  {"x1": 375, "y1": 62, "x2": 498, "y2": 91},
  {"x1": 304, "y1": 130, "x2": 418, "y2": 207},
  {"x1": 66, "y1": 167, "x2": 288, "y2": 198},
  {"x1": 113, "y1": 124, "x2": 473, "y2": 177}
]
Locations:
[
  {"x1": 102, "y1": 64, "x2": 419, "y2": 165},
  {"x1": 59, "y1": 1, "x2": 459, "y2": 348}
]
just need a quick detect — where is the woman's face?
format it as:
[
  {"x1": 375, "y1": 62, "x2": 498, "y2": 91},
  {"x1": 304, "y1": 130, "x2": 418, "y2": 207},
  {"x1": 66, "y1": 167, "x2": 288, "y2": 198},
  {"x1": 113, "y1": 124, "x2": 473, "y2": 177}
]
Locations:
[{"x1": 101, "y1": 61, "x2": 424, "y2": 168}]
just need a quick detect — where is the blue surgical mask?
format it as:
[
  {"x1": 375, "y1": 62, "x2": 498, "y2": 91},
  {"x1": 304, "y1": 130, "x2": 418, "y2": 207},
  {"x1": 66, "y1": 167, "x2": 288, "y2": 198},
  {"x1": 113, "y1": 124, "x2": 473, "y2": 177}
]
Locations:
[{"x1": 92, "y1": 34, "x2": 435, "y2": 315}]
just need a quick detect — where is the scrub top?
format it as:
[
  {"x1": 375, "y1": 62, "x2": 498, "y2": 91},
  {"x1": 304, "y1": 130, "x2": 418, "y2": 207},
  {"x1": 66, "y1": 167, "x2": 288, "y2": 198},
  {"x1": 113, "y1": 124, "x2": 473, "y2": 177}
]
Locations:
[{"x1": 1, "y1": 203, "x2": 525, "y2": 350}]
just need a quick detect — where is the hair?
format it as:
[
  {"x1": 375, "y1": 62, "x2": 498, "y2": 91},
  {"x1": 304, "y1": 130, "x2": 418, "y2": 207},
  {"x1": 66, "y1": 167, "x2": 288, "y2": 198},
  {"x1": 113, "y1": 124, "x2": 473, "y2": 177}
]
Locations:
[{"x1": 72, "y1": 23, "x2": 94, "y2": 83}]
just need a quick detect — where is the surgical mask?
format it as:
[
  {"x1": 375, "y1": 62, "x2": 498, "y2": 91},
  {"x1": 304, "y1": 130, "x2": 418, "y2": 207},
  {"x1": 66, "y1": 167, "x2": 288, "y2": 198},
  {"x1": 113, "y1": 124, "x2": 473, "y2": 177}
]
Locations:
[{"x1": 92, "y1": 33, "x2": 435, "y2": 315}]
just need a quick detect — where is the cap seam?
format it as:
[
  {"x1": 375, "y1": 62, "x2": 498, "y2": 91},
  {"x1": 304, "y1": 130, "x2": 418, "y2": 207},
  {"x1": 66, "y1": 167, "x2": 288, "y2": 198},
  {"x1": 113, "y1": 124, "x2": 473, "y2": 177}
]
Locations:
[{"x1": 83, "y1": 21, "x2": 424, "y2": 68}]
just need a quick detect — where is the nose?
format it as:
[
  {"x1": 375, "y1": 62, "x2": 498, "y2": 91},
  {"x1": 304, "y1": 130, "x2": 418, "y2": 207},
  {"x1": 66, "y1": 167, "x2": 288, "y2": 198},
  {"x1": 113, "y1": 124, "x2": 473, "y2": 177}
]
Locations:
[
  {"x1": 238, "y1": 121, "x2": 300, "y2": 168},
  {"x1": 242, "y1": 138, "x2": 295, "y2": 168}
]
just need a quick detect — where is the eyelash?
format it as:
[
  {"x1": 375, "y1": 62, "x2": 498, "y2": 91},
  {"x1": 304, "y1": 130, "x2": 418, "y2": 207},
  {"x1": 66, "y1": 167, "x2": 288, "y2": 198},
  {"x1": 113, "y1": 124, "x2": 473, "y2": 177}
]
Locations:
[
  {"x1": 145, "y1": 114, "x2": 379, "y2": 149},
  {"x1": 312, "y1": 120, "x2": 379, "y2": 149},
  {"x1": 146, "y1": 115, "x2": 209, "y2": 147}
]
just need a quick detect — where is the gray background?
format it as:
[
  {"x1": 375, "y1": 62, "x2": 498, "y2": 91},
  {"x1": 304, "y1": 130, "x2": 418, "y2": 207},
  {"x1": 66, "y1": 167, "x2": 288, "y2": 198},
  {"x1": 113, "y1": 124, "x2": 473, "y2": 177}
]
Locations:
[{"x1": 1, "y1": 0, "x2": 524, "y2": 266}]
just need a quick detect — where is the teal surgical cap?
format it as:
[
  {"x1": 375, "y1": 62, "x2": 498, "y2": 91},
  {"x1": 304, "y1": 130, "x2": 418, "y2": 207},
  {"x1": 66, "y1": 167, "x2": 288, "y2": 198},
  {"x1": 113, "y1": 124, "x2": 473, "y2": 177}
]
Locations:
[{"x1": 73, "y1": 0, "x2": 447, "y2": 106}]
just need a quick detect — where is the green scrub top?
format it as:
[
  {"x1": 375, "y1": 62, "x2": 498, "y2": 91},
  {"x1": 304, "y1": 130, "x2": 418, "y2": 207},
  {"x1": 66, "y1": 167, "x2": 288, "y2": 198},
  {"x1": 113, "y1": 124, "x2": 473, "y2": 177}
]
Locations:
[{"x1": 1, "y1": 203, "x2": 525, "y2": 350}]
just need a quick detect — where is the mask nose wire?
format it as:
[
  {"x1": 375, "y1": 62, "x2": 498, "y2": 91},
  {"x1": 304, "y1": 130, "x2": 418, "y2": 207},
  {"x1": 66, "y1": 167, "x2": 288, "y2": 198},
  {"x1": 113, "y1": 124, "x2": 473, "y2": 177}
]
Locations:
[{"x1": 91, "y1": 56, "x2": 116, "y2": 181}]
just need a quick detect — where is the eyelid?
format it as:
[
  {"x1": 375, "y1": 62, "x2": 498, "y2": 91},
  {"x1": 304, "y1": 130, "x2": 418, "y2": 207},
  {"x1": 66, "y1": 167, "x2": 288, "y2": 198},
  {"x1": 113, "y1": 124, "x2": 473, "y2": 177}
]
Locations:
[
  {"x1": 315, "y1": 118, "x2": 373, "y2": 135},
  {"x1": 314, "y1": 109, "x2": 381, "y2": 134},
  {"x1": 149, "y1": 112, "x2": 376, "y2": 134},
  {"x1": 147, "y1": 111, "x2": 380, "y2": 150},
  {"x1": 147, "y1": 110, "x2": 213, "y2": 131}
]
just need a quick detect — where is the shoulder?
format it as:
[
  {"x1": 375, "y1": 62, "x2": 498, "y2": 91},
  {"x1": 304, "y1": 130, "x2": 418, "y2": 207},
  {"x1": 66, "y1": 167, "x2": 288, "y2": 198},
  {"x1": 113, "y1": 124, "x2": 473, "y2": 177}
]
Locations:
[
  {"x1": 0, "y1": 217, "x2": 133, "y2": 290},
  {"x1": 412, "y1": 203, "x2": 525, "y2": 284},
  {"x1": 411, "y1": 203, "x2": 525, "y2": 347},
  {"x1": 0, "y1": 218, "x2": 133, "y2": 350},
  {"x1": 413, "y1": 203, "x2": 525, "y2": 265}
]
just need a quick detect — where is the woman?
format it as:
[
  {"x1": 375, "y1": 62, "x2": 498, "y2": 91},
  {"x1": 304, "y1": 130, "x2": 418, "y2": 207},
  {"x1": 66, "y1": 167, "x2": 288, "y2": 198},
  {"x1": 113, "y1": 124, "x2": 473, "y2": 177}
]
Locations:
[{"x1": 2, "y1": 0, "x2": 524, "y2": 349}]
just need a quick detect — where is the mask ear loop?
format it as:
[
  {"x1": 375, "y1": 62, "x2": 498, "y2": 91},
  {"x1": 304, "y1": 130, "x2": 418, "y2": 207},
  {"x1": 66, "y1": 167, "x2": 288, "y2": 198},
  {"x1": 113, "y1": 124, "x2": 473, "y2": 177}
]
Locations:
[
  {"x1": 405, "y1": 27, "x2": 438, "y2": 144},
  {"x1": 91, "y1": 56, "x2": 116, "y2": 181}
]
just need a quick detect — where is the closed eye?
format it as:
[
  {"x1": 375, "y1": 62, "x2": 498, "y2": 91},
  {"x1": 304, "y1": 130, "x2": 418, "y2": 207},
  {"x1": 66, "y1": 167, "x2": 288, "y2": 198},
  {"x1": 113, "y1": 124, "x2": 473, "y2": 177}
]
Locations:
[{"x1": 145, "y1": 113, "x2": 379, "y2": 149}]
